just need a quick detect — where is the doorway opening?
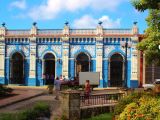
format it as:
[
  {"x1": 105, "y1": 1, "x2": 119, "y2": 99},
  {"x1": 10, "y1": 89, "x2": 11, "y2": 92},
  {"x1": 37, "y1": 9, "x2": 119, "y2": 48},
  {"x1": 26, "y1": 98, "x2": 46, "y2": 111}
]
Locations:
[{"x1": 43, "y1": 53, "x2": 55, "y2": 85}]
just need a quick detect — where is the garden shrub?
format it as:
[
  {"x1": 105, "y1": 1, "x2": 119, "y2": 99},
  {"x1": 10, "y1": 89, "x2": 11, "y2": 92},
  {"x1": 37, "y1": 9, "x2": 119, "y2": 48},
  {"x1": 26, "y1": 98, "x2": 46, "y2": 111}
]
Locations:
[
  {"x1": 117, "y1": 92, "x2": 160, "y2": 120},
  {"x1": 114, "y1": 92, "x2": 143, "y2": 115}
]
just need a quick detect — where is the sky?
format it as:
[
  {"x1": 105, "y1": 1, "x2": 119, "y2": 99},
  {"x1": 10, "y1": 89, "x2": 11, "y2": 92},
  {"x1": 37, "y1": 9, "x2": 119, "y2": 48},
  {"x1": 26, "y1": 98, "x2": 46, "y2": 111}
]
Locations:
[{"x1": 0, "y1": 0, "x2": 148, "y2": 33}]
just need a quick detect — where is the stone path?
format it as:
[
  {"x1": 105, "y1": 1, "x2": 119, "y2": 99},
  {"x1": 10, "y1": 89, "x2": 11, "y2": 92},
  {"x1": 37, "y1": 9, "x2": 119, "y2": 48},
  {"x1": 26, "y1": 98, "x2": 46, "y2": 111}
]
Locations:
[
  {"x1": 0, "y1": 88, "x2": 45, "y2": 108},
  {"x1": 0, "y1": 87, "x2": 62, "y2": 120}
]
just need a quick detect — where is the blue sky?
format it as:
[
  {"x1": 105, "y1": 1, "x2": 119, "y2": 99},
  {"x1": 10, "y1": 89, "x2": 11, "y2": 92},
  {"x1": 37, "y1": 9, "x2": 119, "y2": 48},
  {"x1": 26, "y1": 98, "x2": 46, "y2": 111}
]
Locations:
[{"x1": 0, "y1": 0, "x2": 148, "y2": 33}]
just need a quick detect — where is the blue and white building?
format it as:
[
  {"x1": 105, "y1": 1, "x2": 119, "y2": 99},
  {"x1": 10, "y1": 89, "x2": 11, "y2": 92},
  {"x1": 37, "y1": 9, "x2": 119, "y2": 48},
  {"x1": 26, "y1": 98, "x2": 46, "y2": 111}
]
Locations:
[{"x1": 0, "y1": 22, "x2": 140, "y2": 88}]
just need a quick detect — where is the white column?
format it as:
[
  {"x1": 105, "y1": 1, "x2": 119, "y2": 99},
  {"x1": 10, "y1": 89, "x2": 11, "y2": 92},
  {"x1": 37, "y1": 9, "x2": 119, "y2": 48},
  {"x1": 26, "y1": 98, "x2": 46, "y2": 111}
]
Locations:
[
  {"x1": 96, "y1": 37, "x2": 103, "y2": 79},
  {"x1": 62, "y1": 37, "x2": 69, "y2": 78},
  {"x1": 0, "y1": 25, "x2": 5, "y2": 79},
  {"x1": 29, "y1": 38, "x2": 36, "y2": 78},
  {"x1": 131, "y1": 37, "x2": 138, "y2": 81},
  {"x1": 0, "y1": 39, "x2": 5, "y2": 78}
]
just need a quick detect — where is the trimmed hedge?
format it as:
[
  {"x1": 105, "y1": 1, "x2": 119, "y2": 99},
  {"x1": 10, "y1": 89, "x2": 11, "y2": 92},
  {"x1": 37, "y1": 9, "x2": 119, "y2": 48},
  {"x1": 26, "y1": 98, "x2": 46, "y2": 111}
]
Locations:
[{"x1": 0, "y1": 101, "x2": 50, "y2": 120}]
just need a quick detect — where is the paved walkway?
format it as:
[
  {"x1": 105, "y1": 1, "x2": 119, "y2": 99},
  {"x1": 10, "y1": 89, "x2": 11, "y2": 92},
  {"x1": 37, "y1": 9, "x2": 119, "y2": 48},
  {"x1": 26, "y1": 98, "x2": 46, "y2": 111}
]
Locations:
[
  {"x1": 0, "y1": 87, "x2": 45, "y2": 108},
  {"x1": 0, "y1": 87, "x2": 62, "y2": 120}
]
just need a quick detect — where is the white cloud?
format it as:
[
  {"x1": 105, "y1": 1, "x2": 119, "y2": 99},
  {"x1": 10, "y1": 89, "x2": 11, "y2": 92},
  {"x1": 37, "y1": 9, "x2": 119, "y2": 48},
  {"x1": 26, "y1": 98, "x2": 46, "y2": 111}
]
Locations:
[
  {"x1": 91, "y1": 0, "x2": 127, "y2": 11},
  {"x1": 27, "y1": 0, "x2": 127, "y2": 20},
  {"x1": 73, "y1": 15, "x2": 97, "y2": 28},
  {"x1": 73, "y1": 15, "x2": 121, "y2": 28},
  {"x1": 10, "y1": 0, "x2": 26, "y2": 10},
  {"x1": 99, "y1": 16, "x2": 121, "y2": 28}
]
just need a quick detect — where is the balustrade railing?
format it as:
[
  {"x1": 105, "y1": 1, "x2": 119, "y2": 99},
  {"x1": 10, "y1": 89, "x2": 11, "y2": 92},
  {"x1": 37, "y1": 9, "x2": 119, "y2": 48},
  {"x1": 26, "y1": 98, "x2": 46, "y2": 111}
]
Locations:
[
  {"x1": 80, "y1": 93, "x2": 124, "y2": 107},
  {"x1": 6, "y1": 30, "x2": 30, "y2": 35},
  {"x1": 37, "y1": 29, "x2": 62, "y2": 35},
  {"x1": 5, "y1": 29, "x2": 132, "y2": 36},
  {"x1": 103, "y1": 29, "x2": 132, "y2": 34},
  {"x1": 70, "y1": 29, "x2": 96, "y2": 34}
]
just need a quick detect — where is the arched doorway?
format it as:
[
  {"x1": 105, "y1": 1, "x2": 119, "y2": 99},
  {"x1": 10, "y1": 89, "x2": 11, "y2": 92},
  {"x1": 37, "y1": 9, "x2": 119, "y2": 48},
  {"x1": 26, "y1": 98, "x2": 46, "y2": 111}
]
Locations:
[
  {"x1": 110, "y1": 53, "x2": 124, "y2": 87},
  {"x1": 76, "y1": 53, "x2": 90, "y2": 76},
  {"x1": 43, "y1": 53, "x2": 55, "y2": 85},
  {"x1": 10, "y1": 52, "x2": 24, "y2": 84}
]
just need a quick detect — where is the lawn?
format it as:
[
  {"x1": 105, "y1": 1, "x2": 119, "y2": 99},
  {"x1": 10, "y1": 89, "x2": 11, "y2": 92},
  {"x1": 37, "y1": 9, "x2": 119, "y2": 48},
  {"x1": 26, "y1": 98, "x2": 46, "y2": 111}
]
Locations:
[{"x1": 83, "y1": 113, "x2": 113, "y2": 120}]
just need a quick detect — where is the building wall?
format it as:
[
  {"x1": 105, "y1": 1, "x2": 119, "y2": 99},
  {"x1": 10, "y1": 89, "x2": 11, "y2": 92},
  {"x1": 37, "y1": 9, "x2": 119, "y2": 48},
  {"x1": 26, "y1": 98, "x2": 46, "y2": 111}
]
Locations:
[{"x1": 0, "y1": 23, "x2": 139, "y2": 88}]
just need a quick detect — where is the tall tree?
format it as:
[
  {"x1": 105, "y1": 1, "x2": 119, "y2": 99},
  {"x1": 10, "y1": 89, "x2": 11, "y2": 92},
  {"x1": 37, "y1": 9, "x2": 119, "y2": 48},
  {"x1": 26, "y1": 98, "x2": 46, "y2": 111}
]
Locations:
[
  {"x1": 131, "y1": 0, "x2": 160, "y2": 65},
  {"x1": 132, "y1": 0, "x2": 160, "y2": 11}
]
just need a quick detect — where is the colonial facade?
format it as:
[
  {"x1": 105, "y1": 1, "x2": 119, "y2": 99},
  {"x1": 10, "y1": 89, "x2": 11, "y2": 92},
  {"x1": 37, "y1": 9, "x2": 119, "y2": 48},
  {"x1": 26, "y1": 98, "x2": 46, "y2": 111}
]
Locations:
[{"x1": 0, "y1": 22, "x2": 140, "y2": 88}]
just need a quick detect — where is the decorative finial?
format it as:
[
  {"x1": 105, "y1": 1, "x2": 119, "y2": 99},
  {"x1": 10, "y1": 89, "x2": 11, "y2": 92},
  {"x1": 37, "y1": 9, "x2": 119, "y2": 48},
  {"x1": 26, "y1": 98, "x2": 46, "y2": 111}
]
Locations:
[
  {"x1": 2, "y1": 22, "x2": 5, "y2": 27},
  {"x1": 133, "y1": 21, "x2": 137, "y2": 25},
  {"x1": 98, "y1": 21, "x2": 103, "y2": 25},
  {"x1": 33, "y1": 22, "x2": 37, "y2": 26},
  {"x1": 65, "y1": 21, "x2": 69, "y2": 26}
]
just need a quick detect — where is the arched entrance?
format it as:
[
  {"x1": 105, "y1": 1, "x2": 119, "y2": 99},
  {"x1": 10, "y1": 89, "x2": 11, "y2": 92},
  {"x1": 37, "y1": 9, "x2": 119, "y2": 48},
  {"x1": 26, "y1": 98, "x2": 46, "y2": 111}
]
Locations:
[
  {"x1": 76, "y1": 52, "x2": 90, "y2": 76},
  {"x1": 43, "y1": 53, "x2": 55, "y2": 85},
  {"x1": 10, "y1": 52, "x2": 24, "y2": 84},
  {"x1": 110, "y1": 53, "x2": 124, "y2": 87}
]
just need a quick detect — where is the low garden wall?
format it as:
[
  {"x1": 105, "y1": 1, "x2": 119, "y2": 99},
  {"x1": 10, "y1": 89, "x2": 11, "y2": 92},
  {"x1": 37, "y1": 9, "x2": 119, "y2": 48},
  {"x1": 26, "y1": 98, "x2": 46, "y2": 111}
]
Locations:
[{"x1": 61, "y1": 90, "x2": 124, "y2": 120}]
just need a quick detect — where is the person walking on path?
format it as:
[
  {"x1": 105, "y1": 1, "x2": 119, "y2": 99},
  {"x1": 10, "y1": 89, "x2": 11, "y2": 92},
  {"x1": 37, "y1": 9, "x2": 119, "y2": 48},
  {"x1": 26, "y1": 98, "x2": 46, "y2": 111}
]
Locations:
[
  {"x1": 54, "y1": 77, "x2": 61, "y2": 100},
  {"x1": 84, "y1": 80, "x2": 91, "y2": 104}
]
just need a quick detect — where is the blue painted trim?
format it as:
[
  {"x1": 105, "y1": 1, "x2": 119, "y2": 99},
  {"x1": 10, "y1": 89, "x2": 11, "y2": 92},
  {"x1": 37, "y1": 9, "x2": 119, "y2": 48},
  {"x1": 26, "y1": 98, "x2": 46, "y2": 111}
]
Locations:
[
  {"x1": 103, "y1": 60, "x2": 108, "y2": 87},
  {"x1": 91, "y1": 60, "x2": 96, "y2": 72},
  {"x1": 36, "y1": 59, "x2": 43, "y2": 86},
  {"x1": 0, "y1": 77, "x2": 5, "y2": 84},
  {"x1": 24, "y1": 59, "x2": 30, "y2": 85},
  {"x1": 127, "y1": 60, "x2": 131, "y2": 88},
  {"x1": 5, "y1": 58, "x2": 10, "y2": 85},
  {"x1": 56, "y1": 61, "x2": 62, "y2": 77},
  {"x1": 69, "y1": 59, "x2": 75, "y2": 78},
  {"x1": 130, "y1": 80, "x2": 138, "y2": 88},
  {"x1": 99, "y1": 79, "x2": 103, "y2": 88},
  {"x1": 28, "y1": 78, "x2": 36, "y2": 86}
]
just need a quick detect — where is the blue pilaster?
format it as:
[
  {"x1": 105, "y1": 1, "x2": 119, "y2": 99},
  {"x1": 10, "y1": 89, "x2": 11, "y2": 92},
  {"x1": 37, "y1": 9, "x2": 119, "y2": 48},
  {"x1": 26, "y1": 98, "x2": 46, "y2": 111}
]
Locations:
[
  {"x1": 56, "y1": 60, "x2": 62, "y2": 77},
  {"x1": 26, "y1": 59, "x2": 36, "y2": 86},
  {"x1": 36, "y1": 59, "x2": 43, "y2": 86},
  {"x1": 0, "y1": 77, "x2": 4, "y2": 84},
  {"x1": 69, "y1": 59, "x2": 75, "y2": 78},
  {"x1": 127, "y1": 60, "x2": 131, "y2": 88},
  {"x1": 5, "y1": 58, "x2": 10, "y2": 85},
  {"x1": 91, "y1": 60, "x2": 96, "y2": 72},
  {"x1": 103, "y1": 60, "x2": 108, "y2": 87}
]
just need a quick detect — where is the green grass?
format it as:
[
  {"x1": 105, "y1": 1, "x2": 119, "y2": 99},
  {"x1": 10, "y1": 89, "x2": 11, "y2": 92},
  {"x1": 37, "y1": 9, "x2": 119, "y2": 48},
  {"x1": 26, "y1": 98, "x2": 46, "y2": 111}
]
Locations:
[
  {"x1": 83, "y1": 113, "x2": 113, "y2": 120},
  {"x1": 0, "y1": 101, "x2": 50, "y2": 120}
]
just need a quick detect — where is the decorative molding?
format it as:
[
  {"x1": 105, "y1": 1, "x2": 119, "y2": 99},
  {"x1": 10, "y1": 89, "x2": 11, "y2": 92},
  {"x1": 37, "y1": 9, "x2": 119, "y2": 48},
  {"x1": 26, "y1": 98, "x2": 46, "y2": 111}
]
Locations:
[
  {"x1": 121, "y1": 46, "x2": 130, "y2": 57},
  {"x1": 38, "y1": 45, "x2": 62, "y2": 57},
  {"x1": 84, "y1": 45, "x2": 95, "y2": 57},
  {"x1": 38, "y1": 45, "x2": 48, "y2": 57},
  {"x1": 6, "y1": 45, "x2": 29, "y2": 57},
  {"x1": 51, "y1": 45, "x2": 62, "y2": 57},
  {"x1": 70, "y1": 45, "x2": 81, "y2": 57},
  {"x1": 104, "y1": 46, "x2": 115, "y2": 57}
]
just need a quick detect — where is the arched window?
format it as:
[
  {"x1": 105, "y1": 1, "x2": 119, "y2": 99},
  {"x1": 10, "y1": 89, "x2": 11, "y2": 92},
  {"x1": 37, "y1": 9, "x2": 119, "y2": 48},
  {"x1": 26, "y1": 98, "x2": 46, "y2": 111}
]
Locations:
[
  {"x1": 10, "y1": 52, "x2": 24, "y2": 84},
  {"x1": 43, "y1": 53, "x2": 55, "y2": 85},
  {"x1": 109, "y1": 53, "x2": 124, "y2": 87},
  {"x1": 76, "y1": 52, "x2": 90, "y2": 76}
]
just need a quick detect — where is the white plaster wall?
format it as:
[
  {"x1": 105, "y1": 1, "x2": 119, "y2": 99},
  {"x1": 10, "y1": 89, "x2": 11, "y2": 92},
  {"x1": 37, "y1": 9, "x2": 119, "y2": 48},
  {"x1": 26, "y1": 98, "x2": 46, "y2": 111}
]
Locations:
[{"x1": 0, "y1": 45, "x2": 4, "y2": 77}]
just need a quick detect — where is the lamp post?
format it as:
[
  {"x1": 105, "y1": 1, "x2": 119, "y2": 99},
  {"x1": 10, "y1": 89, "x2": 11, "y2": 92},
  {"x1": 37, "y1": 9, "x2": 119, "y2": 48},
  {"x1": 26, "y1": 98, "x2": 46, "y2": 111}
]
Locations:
[{"x1": 120, "y1": 40, "x2": 132, "y2": 88}]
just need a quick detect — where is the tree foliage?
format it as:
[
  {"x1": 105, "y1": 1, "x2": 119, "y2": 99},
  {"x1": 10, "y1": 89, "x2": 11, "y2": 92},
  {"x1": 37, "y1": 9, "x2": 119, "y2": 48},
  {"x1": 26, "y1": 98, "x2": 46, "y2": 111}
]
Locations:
[
  {"x1": 131, "y1": 0, "x2": 160, "y2": 11},
  {"x1": 131, "y1": 0, "x2": 160, "y2": 65}
]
